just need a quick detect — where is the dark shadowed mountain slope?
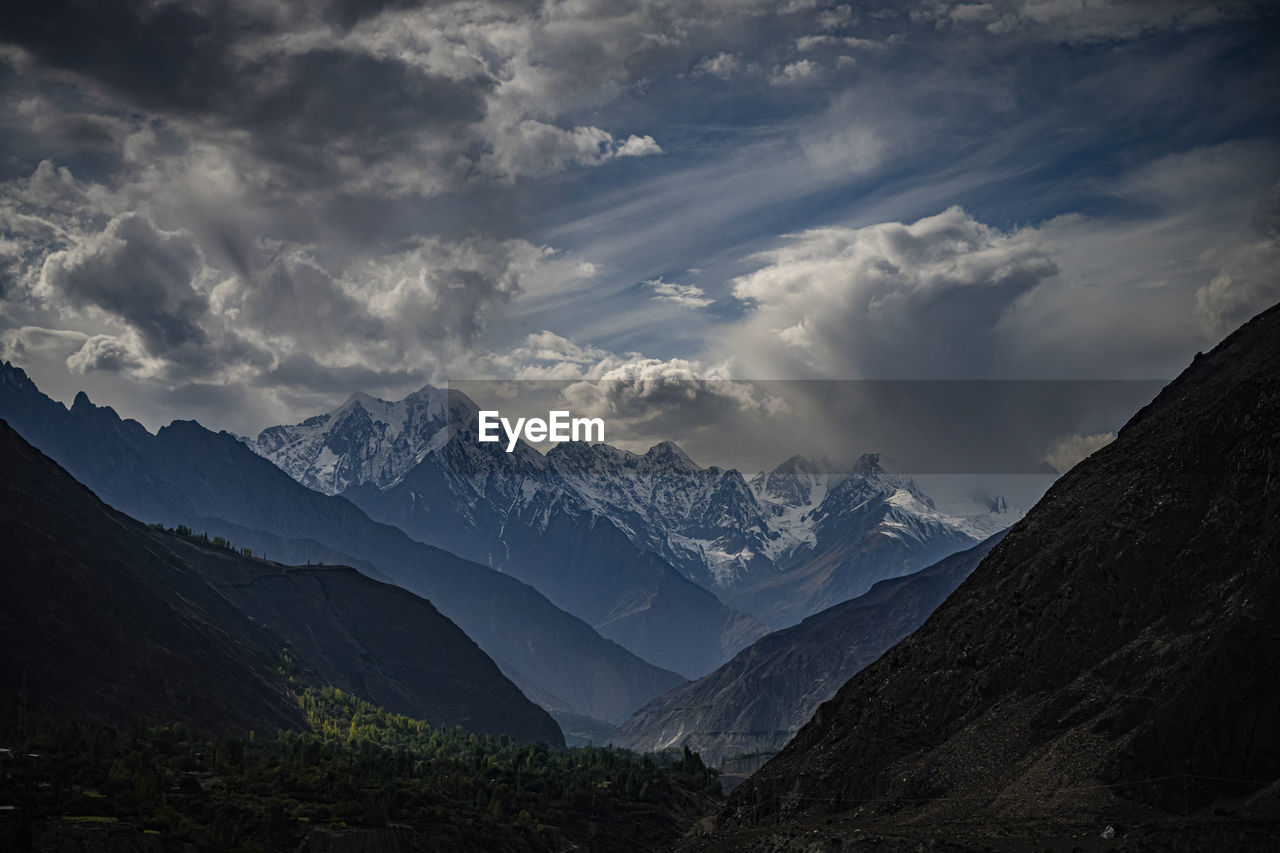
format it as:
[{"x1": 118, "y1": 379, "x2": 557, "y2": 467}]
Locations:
[
  {"x1": 612, "y1": 532, "x2": 1005, "y2": 782},
  {"x1": 0, "y1": 367, "x2": 684, "y2": 724},
  {"x1": 0, "y1": 419, "x2": 562, "y2": 745},
  {"x1": 713, "y1": 303, "x2": 1280, "y2": 843}
]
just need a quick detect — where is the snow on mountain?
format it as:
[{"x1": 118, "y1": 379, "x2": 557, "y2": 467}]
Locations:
[
  {"x1": 252, "y1": 384, "x2": 1020, "y2": 629},
  {"x1": 253, "y1": 386, "x2": 451, "y2": 495}
]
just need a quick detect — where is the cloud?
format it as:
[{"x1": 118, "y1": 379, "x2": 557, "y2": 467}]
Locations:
[
  {"x1": 0, "y1": 0, "x2": 1275, "y2": 442},
  {"x1": 912, "y1": 0, "x2": 1261, "y2": 42},
  {"x1": 0, "y1": 325, "x2": 87, "y2": 365},
  {"x1": 1195, "y1": 239, "x2": 1280, "y2": 334},
  {"x1": 773, "y1": 59, "x2": 819, "y2": 83},
  {"x1": 728, "y1": 206, "x2": 1059, "y2": 377},
  {"x1": 1042, "y1": 431, "x2": 1114, "y2": 474},
  {"x1": 615, "y1": 135, "x2": 663, "y2": 157},
  {"x1": 648, "y1": 278, "x2": 714, "y2": 308},
  {"x1": 511, "y1": 331, "x2": 613, "y2": 367},
  {"x1": 38, "y1": 212, "x2": 209, "y2": 353},
  {"x1": 480, "y1": 122, "x2": 664, "y2": 182},
  {"x1": 695, "y1": 52, "x2": 744, "y2": 79},
  {"x1": 66, "y1": 333, "x2": 146, "y2": 375},
  {"x1": 557, "y1": 356, "x2": 781, "y2": 453},
  {"x1": 950, "y1": 4, "x2": 998, "y2": 25}
]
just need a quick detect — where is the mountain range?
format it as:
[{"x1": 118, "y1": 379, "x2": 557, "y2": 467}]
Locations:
[
  {"x1": 257, "y1": 390, "x2": 769, "y2": 678},
  {"x1": 250, "y1": 385, "x2": 1008, "y2": 646},
  {"x1": 0, "y1": 364, "x2": 682, "y2": 727},
  {"x1": 0, "y1": 419, "x2": 562, "y2": 745}
]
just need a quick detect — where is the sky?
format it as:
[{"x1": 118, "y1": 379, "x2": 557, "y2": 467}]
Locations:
[{"x1": 1, "y1": 0, "x2": 1278, "y2": 452}]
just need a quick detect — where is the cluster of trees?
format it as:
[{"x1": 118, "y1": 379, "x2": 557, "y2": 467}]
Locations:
[
  {"x1": 0, "y1": 688, "x2": 721, "y2": 851},
  {"x1": 147, "y1": 522, "x2": 253, "y2": 557}
]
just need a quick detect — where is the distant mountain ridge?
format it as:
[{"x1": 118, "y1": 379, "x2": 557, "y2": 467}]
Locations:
[
  {"x1": 251, "y1": 385, "x2": 1010, "y2": 635},
  {"x1": 0, "y1": 419, "x2": 563, "y2": 745},
  {"x1": 0, "y1": 364, "x2": 684, "y2": 726}
]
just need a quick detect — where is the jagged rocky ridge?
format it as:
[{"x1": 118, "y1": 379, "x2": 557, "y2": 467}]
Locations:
[
  {"x1": 0, "y1": 419, "x2": 563, "y2": 745},
  {"x1": 252, "y1": 386, "x2": 1008, "y2": 640},
  {"x1": 611, "y1": 531, "x2": 1006, "y2": 785},
  {"x1": 0, "y1": 366, "x2": 684, "y2": 725},
  {"x1": 713, "y1": 303, "x2": 1280, "y2": 842}
]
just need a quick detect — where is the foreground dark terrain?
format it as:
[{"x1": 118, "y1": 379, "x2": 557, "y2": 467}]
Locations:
[
  {"x1": 682, "y1": 307, "x2": 1280, "y2": 850},
  {"x1": 0, "y1": 422, "x2": 721, "y2": 850}
]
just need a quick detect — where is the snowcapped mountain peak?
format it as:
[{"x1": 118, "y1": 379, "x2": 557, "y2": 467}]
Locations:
[
  {"x1": 752, "y1": 453, "x2": 832, "y2": 511},
  {"x1": 641, "y1": 440, "x2": 700, "y2": 472},
  {"x1": 341, "y1": 389, "x2": 382, "y2": 409},
  {"x1": 772, "y1": 454, "x2": 822, "y2": 475},
  {"x1": 851, "y1": 452, "x2": 884, "y2": 477},
  {"x1": 252, "y1": 383, "x2": 455, "y2": 495}
]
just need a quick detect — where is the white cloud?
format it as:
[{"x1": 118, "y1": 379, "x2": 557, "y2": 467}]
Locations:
[
  {"x1": 1195, "y1": 239, "x2": 1280, "y2": 335},
  {"x1": 615, "y1": 134, "x2": 664, "y2": 157},
  {"x1": 695, "y1": 52, "x2": 743, "y2": 80},
  {"x1": 728, "y1": 206, "x2": 1058, "y2": 378},
  {"x1": 66, "y1": 333, "x2": 148, "y2": 375},
  {"x1": 480, "y1": 121, "x2": 662, "y2": 182},
  {"x1": 648, "y1": 278, "x2": 714, "y2": 308},
  {"x1": 773, "y1": 59, "x2": 819, "y2": 84}
]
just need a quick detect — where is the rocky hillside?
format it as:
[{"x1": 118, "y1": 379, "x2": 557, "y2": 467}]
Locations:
[
  {"x1": 705, "y1": 303, "x2": 1280, "y2": 848},
  {"x1": 0, "y1": 419, "x2": 563, "y2": 745},
  {"x1": 612, "y1": 532, "x2": 1005, "y2": 785}
]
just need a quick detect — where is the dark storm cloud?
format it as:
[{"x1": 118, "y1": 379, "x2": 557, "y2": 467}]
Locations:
[
  {"x1": 40, "y1": 212, "x2": 209, "y2": 352},
  {"x1": 0, "y1": 0, "x2": 259, "y2": 116},
  {"x1": 234, "y1": 49, "x2": 489, "y2": 177},
  {"x1": 1, "y1": 1, "x2": 489, "y2": 191},
  {"x1": 226, "y1": 250, "x2": 382, "y2": 342}
]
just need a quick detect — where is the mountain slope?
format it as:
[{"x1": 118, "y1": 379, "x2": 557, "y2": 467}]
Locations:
[
  {"x1": 0, "y1": 367, "x2": 684, "y2": 724},
  {"x1": 612, "y1": 532, "x2": 1005, "y2": 783},
  {"x1": 0, "y1": 419, "x2": 562, "y2": 745},
  {"x1": 715, "y1": 303, "x2": 1280, "y2": 842}
]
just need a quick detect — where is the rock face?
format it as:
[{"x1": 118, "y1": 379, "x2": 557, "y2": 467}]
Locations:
[
  {"x1": 611, "y1": 532, "x2": 1005, "y2": 782},
  {"x1": 721, "y1": 303, "x2": 1280, "y2": 833},
  {"x1": 0, "y1": 420, "x2": 563, "y2": 745},
  {"x1": 0, "y1": 366, "x2": 683, "y2": 725}
]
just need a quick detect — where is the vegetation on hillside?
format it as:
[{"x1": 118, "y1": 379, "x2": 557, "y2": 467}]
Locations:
[{"x1": 0, "y1": 687, "x2": 721, "y2": 851}]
